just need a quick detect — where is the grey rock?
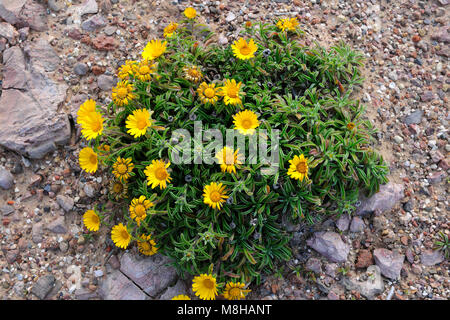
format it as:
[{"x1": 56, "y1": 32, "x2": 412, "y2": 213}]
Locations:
[
  {"x1": 0, "y1": 40, "x2": 70, "y2": 159},
  {"x1": 306, "y1": 231, "x2": 350, "y2": 263},
  {"x1": 80, "y1": 0, "x2": 99, "y2": 16},
  {"x1": 0, "y1": 38, "x2": 6, "y2": 52},
  {"x1": 97, "y1": 75, "x2": 117, "y2": 91},
  {"x1": 350, "y1": 216, "x2": 365, "y2": 233},
  {"x1": 104, "y1": 25, "x2": 116, "y2": 36},
  {"x1": 98, "y1": 270, "x2": 147, "y2": 300},
  {"x1": 305, "y1": 257, "x2": 322, "y2": 273},
  {"x1": 356, "y1": 182, "x2": 404, "y2": 216},
  {"x1": 120, "y1": 252, "x2": 178, "y2": 297},
  {"x1": 0, "y1": 22, "x2": 18, "y2": 44},
  {"x1": 226, "y1": 12, "x2": 236, "y2": 22},
  {"x1": 0, "y1": 205, "x2": 14, "y2": 216},
  {"x1": 46, "y1": 217, "x2": 68, "y2": 234},
  {"x1": 31, "y1": 275, "x2": 56, "y2": 299},
  {"x1": 0, "y1": 169, "x2": 14, "y2": 190},
  {"x1": 420, "y1": 250, "x2": 445, "y2": 266},
  {"x1": 48, "y1": 0, "x2": 66, "y2": 12},
  {"x1": 431, "y1": 26, "x2": 450, "y2": 43},
  {"x1": 56, "y1": 195, "x2": 74, "y2": 212},
  {"x1": 335, "y1": 214, "x2": 350, "y2": 231},
  {"x1": 74, "y1": 63, "x2": 89, "y2": 76},
  {"x1": 403, "y1": 110, "x2": 423, "y2": 125},
  {"x1": 373, "y1": 248, "x2": 405, "y2": 280},
  {"x1": 81, "y1": 14, "x2": 107, "y2": 32},
  {"x1": 342, "y1": 265, "x2": 384, "y2": 299},
  {"x1": 159, "y1": 279, "x2": 188, "y2": 300},
  {"x1": 421, "y1": 91, "x2": 436, "y2": 102},
  {"x1": 218, "y1": 33, "x2": 228, "y2": 45},
  {"x1": 32, "y1": 222, "x2": 43, "y2": 243},
  {"x1": 324, "y1": 263, "x2": 338, "y2": 277},
  {"x1": 0, "y1": 0, "x2": 47, "y2": 31}
]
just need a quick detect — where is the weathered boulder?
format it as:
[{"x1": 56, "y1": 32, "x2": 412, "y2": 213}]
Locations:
[
  {"x1": 373, "y1": 248, "x2": 405, "y2": 280},
  {"x1": 0, "y1": 0, "x2": 47, "y2": 31},
  {"x1": 343, "y1": 265, "x2": 384, "y2": 299},
  {"x1": 98, "y1": 270, "x2": 147, "y2": 300},
  {"x1": 0, "y1": 39, "x2": 70, "y2": 159}
]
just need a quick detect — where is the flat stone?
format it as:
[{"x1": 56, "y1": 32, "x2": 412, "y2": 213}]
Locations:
[
  {"x1": 31, "y1": 275, "x2": 56, "y2": 299},
  {"x1": 373, "y1": 248, "x2": 405, "y2": 280},
  {"x1": 97, "y1": 75, "x2": 117, "y2": 91},
  {"x1": 74, "y1": 63, "x2": 89, "y2": 76},
  {"x1": 356, "y1": 182, "x2": 404, "y2": 216},
  {"x1": 98, "y1": 270, "x2": 147, "y2": 300},
  {"x1": 80, "y1": 0, "x2": 99, "y2": 16},
  {"x1": 0, "y1": 0, "x2": 47, "y2": 31},
  {"x1": 32, "y1": 222, "x2": 43, "y2": 243},
  {"x1": 306, "y1": 231, "x2": 350, "y2": 263},
  {"x1": 46, "y1": 217, "x2": 68, "y2": 234},
  {"x1": 0, "y1": 39, "x2": 70, "y2": 159},
  {"x1": 56, "y1": 195, "x2": 74, "y2": 212},
  {"x1": 120, "y1": 252, "x2": 178, "y2": 297},
  {"x1": 0, "y1": 168, "x2": 14, "y2": 190},
  {"x1": 335, "y1": 214, "x2": 350, "y2": 231},
  {"x1": 343, "y1": 265, "x2": 384, "y2": 299},
  {"x1": 350, "y1": 216, "x2": 365, "y2": 233},
  {"x1": 0, "y1": 205, "x2": 14, "y2": 216},
  {"x1": 81, "y1": 14, "x2": 107, "y2": 32},
  {"x1": 431, "y1": 26, "x2": 450, "y2": 43},
  {"x1": 305, "y1": 257, "x2": 322, "y2": 273},
  {"x1": 403, "y1": 110, "x2": 423, "y2": 125},
  {"x1": 420, "y1": 250, "x2": 445, "y2": 266}
]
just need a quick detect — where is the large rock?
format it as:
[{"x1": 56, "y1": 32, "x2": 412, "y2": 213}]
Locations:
[
  {"x1": 373, "y1": 248, "x2": 405, "y2": 280},
  {"x1": 0, "y1": 22, "x2": 18, "y2": 44},
  {"x1": 0, "y1": 0, "x2": 47, "y2": 31},
  {"x1": 356, "y1": 182, "x2": 404, "y2": 216},
  {"x1": 98, "y1": 270, "x2": 147, "y2": 300},
  {"x1": 420, "y1": 250, "x2": 445, "y2": 266},
  {"x1": 31, "y1": 275, "x2": 56, "y2": 299},
  {"x1": 0, "y1": 39, "x2": 70, "y2": 159},
  {"x1": 343, "y1": 265, "x2": 384, "y2": 299},
  {"x1": 120, "y1": 252, "x2": 178, "y2": 297},
  {"x1": 0, "y1": 168, "x2": 14, "y2": 190},
  {"x1": 306, "y1": 231, "x2": 350, "y2": 263},
  {"x1": 81, "y1": 14, "x2": 107, "y2": 32}
]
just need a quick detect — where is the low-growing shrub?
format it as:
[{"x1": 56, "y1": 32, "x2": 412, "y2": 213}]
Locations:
[{"x1": 77, "y1": 8, "x2": 388, "y2": 293}]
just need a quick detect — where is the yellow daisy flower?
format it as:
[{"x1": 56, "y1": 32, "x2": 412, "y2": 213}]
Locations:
[
  {"x1": 183, "y1": 65, "x2": 203, "y2": 83},
  {"x1": 232, "y1": 110, "x2": 260, "y2": 135},
  {"x1": 287, "y1": 154, "x2": 309, "y2": 181},
  {"x1": 112, "y1": 157, "x2": 134, "y2": 182},
  {"x1": 111, "y1": 223, "x2": 131, "y2": 249},
  {"x1": 215, "y1": 147, "x2": 242, "y2": 174},
  {"x1": 144, "y1": 159, "x2": 172, "y2": 189},
  {"x1": 125, "y1": 108, "x2": 154, "y2": 138},
  {"x1": 221, "y1": 79, "x2": 243, "y2": 105},
  {"x1": 203, "y1": 182, "x2": 228, "y2": 210},
  {"x1": 172, "y1": 295, "x2": 191, "y2": 300},
  {"x1": 129, "y1": 195, "x2": 153, "y2": 226},
  {"x1": 133, "y1": 59, "x2": 157, "y2": 82},
  {"x1": 117, "y1": 60, "x2": 136, "y2": 80},
  {"x1": 277, "y1": 17, "x2": 299, "y2": 32},
  {"x1": 77, "y1": 99, "x2": 96, "y2": 124},
  {"x1": 197, "y1": 82, "x2": 220, "y2": 105},
  {"x1": 83, "y1": 210, "x2": 101, "y2": 232},
  {"x1": 192, "y1": 274, "x2": 218, "y2": 300},
  {"x1": 347, "y1": 122, "x2": 356, "y2": 130},
  {"x1": 184, "y1": 7, "x2": 197, "y2": 19},
  {"x1": 223, "y1": 282, "x2": 251, "y2": 300},
  {"x1": 163, "y1": 22, "x2": 178, "y2": 38},
  {"x1": 109, "y1": 179, "x2": 128, "y2": 201},
  {"x1": 79, "y1": 147, "x2": 98, "y2": 173},
  {"x1": 112, "y1": 81, "x2": 136, "y2": 106},
  {"x1": 137, "y1": 234, "x2": 158, "y2": 256},
  {"x1": 142, "y1": 39, "x2": 167, "y2": 60},
  {"x1": 231, "y1": 38, "x2": 258, "y2": 60},
  {"x1": 80, "y1": 111, "x2": 104, "y2": 141}
]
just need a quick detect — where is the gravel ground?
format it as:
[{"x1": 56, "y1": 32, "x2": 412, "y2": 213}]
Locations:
[{"x1": 0, "y1": 0, "x2": 448, "y2": 300}]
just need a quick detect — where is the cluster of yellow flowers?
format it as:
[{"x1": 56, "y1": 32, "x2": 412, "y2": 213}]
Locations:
[
  {"x1": 276, "y1": 17, "x2": 299, "y2": 32},
  {"x1": 171, "y1": 273, "x2": 251, "y2": 300},
  {"x1": 78, "y1": 8, "x2": 307, "y2": 280}
]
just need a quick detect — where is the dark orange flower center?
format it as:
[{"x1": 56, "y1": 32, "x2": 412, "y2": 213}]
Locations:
[{"x1": 296, "y1": 161, "x2": 307, "y2": 174}]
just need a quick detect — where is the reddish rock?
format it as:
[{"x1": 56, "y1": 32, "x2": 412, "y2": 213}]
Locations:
[
  {"x1": 356, "y1": 250, "x2": 373, "y2": 268},
  {"x1": 412, "y1": 35, "x2": 421, "y2": 43},
  {"x1": 91, "y1": 65, "x2": 106, "y2": 75},
  {"x1": 91, "y1": 35, "x2": 117, "y2": 51},
  {"x1": 68, "y1": 28, "x2": 83, "y2": 40}
]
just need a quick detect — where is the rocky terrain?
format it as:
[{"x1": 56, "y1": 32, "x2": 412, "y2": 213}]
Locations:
[{"x1": 0, "y1": 0, "x2": 448, "y2": 300}]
